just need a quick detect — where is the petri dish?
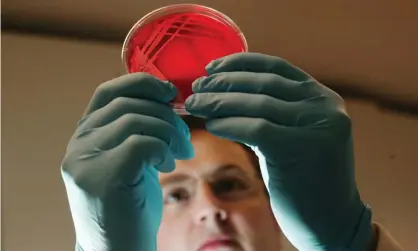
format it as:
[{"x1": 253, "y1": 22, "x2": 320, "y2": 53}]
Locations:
[{"x1": 122, "y1": 4, "x2": 248, "y2": 115}]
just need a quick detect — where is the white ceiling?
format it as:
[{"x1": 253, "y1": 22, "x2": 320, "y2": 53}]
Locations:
[{"x1": 3, "y1": 0, "x2": 418, "y2": 113}]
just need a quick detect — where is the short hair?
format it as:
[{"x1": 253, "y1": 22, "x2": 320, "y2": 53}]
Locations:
[{"x1": 181, "y1": 115, "x2": 265, "y2": 182}]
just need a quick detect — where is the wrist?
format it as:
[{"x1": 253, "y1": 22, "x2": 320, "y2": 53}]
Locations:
[
  {"x1": 346, "y1": 205, "x2": 374, "y2": 251},
  {"x1": 367, "y1": 224, "x2": 379, "y2": 251}
]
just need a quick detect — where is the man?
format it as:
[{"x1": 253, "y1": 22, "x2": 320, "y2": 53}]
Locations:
[
  {"x1": 157, "y1": 115, "x2": 282, "y2": 251},
  {"x1": 61, "y1": 53, "x2": 404, "y2": 250}
]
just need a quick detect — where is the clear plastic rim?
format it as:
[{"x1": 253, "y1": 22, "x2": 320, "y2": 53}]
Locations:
[
  {"x1": 172, "y1": 103, "x2": 189, "y2": 115},
  {"x1": 121, "y1": 3, "x2": 248, "y2": 72}
]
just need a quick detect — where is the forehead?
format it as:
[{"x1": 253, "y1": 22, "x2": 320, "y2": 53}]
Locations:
[{"x1": 159, "y1": 130, "x2": 257, "y2": 180}]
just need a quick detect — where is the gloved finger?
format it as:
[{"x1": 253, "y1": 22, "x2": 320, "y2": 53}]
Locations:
[
  {"x1": 206, "y1": 52, "x2": 311, "y2": 82},
  {"x1": 107, "y1": 135, "x2": 175, "y2": 185},
  {"x1": 83, "y1": 73, "x2": 177, "y2": 116},
  {"x1": 80, "y1": 113, "x2": 194, "y2": 160},
  {"x1": 77, "y1": 97, "x2": 190, "y2": 139},
  {"x1": 185, "y1": 92, "x2": 308, "y2": 127},
  {"x1": 203, "y1": 116, "x2": 283, "y2": 147},
  {"x1": 204, "y1": 116, "x2": 313, "y2": 162},
  {"x1": 192, "y1": 72, "x2": 320, "y2": 102}
]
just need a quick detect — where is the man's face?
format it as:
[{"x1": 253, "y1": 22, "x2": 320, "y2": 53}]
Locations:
[{"x1": 157, "y1": 130, "x2": 281, "y2": 251}]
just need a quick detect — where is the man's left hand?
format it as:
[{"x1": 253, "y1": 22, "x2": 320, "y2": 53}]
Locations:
[{"x1": 185, "y1": 52, "x2": 373, "y2": 251}]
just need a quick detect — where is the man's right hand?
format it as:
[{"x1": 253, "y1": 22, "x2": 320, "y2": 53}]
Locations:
[{"x1": 61, "y1": 73, "x2": 194, "y2": 251}]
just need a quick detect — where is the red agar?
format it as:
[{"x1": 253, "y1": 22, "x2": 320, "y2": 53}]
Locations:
[{"x1": 125, "y1": 12, "x2": 247, "y2": 106}]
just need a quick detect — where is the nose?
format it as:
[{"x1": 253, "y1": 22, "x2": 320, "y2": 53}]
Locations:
[{"x1": 193, "y1": 184, "x2": 228, "y2": 227}]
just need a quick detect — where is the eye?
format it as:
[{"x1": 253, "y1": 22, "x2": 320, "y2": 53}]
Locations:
[
  {"x1": 164, "y1": 188, "x2": 190, "y2": 205},
  {"x1": 212, "y1": 178, "x2": 248, "y2": 195}
]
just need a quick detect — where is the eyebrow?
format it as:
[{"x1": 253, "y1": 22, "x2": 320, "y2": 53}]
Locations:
[
  {"x1": 159, "y1": 164, "x2": 250, "y2": 187},
  {"x1": 212, "y1": 164, "x2": 250, "y2": 178},
  {"x1": 160, "y1": 173, "x2": 191, "y2": 187}
]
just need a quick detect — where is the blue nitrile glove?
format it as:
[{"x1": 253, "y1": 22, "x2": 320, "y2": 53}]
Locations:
[
  {"x1": 185, "y1": 52, "x2": 373, "y2": 251},
  {"x1": 61, "y1": 73, "x2": 194, "y2": 251}
]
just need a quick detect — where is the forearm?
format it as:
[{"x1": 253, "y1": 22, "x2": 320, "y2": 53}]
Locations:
[
  {"x1": 371, "y1": 223, "x2": 405, "y2": 251},
  {"x1": 65, "y1": 176, "x2": 158, "y2": 251},
  {"x1": 368, "y1": 224, "x2": 378, "y2": 251},
  {"x1": 72, "y1": 209, "x2": 158, "y2": 251}
]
